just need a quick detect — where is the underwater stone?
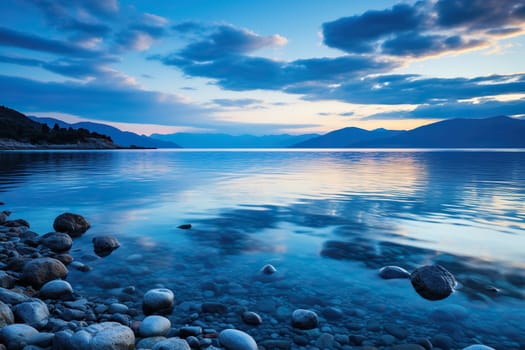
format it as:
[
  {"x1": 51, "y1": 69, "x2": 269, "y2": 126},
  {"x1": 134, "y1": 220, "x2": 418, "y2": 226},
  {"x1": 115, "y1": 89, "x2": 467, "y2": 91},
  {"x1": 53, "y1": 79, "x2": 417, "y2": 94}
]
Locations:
[{"x1": 410, "y1": 265, "x2": 456, "y2": 301}]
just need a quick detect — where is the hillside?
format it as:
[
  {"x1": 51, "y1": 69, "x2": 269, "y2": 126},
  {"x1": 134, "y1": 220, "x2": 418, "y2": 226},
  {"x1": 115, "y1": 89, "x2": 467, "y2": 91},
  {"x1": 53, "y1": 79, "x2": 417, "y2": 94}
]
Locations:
[
  {"x1": 31, "y1": 116, "x2": 181, "y2": 149},
  {"x1": 292, "y1": 127, "x2": 403, "y2": 148},
  {"x1": 0, "y1": 106, "x2": 118, "y2": 149},
  {"x1": 151, "y1": 132, "x2": 319, "y2": 148},
  {"x1": 293, "y1": 116, "x2": 525, "y2": 148}
]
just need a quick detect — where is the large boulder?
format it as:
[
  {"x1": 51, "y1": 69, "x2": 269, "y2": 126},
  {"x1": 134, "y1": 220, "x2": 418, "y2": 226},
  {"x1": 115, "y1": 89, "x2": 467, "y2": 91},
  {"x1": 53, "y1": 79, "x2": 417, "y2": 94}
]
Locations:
[
  {"x1": 410, "y1": 265, "x2": 457, "y2": 301},
  {"x1": 0, "y1": 324, "x2": 39, "y2": 350},
  {"x1": 219, "y1": 329, "x2": 258, "y2": 350},
  {"x1": 41, "y1": 232, "x2": 73, "y2": 252},
  {"x1": 13, "y1": 299, "x2": 49, "y2": 329},
  {"x1": 92, "y1": 235, "x2": 120, "y2": 257},
  {"x1": 53, "y1": 213, "x2": 90, "y2": 237},
  {"x1": 291, "y1": 309, "x2": 319, "y2": 330},
  {"x1": 143, "y1": 288, "x2": 174, "y2": 315},
  {"x1": 21, "y1": 257, "x2": 68, "y2": 288}
]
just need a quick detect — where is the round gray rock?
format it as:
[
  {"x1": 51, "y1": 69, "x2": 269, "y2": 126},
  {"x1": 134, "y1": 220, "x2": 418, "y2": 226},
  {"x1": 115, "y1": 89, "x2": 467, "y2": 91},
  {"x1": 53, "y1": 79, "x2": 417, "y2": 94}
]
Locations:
[
  {"x1": 379, "y1": 266, "x2": 410, "y2": 279},
  {"x1": 14, "y1": 299, "x2": 49, "y2": 329},
  {"x1": 410, "y1": 265, "x2": 457, "y2": 301},
  {"x1": 463, "y1": 346, "x2": 496, "y2": 350},
  {"x1": 242, "y1": 311, "x2": 262, "y2": 325},
  {"x1": 219, "y1": 329, "x2": 258, "y2": 350},
  {"x1": 139, "y1": 315, "x2": 171, "y2": 337},
  {"x1": 0, "y1": 324, "x2": 39, "y2": 350},
  {"x1": 92, "y1": 235, "x2": 120, "y2": 257},
  {"x1": 291, "y1": 309, "x2": 319, "y2": 330},
  {"x1": 53, "y1": 212, "x2": 90, "y2": 237},
  {"x1": 143, "y1": 288, "x2": 174, "y2": 315},
  {"x1": 22, "y1": 257, "x2": 68, "y2": 288},
  {"x1": 41, "y1": 232, "x2": 73, "y2": 252},
  {"x1": 0, "y1": 300, "x2": 14, "y2": 327},
  {"x1": 152, "y1": 338, "x2": 191, "y2": 350},
  {"x1": 87, "y1": 322, "x2": 135, "y2": 350},
  {"x1": 40, "y1": 279, "x2": 73, "y2": 299}
]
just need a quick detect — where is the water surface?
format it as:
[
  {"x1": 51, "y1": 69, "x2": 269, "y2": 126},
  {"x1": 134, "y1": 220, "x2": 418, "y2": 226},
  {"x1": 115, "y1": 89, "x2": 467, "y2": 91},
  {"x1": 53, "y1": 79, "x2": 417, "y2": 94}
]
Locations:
[{"x1": 1, "y1": 149, "x2": 524, "y2": 348}]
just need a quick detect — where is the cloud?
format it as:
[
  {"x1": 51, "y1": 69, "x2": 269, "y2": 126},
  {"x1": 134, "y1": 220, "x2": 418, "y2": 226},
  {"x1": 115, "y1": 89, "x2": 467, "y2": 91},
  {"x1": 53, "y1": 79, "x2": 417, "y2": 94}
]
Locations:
[
  {"x1": 114, "y1": 13, "x2": 169, "y2": 52},
  {"x1": 289, "y1": 73, "x2": 525, "y2": 105},
  {"x1": 365, "y1": 98, "x2": 525, "y2": 120},
  {"x1": 0, "y1": 27, "x2": 102, "y2": 57},
  {"x1": 321, "y1": 0, "x2": 525, "y2": 58},
  {"x1": 0, "y1": 74, "x2": 211, "y2": 127},
  {"x1": 339, "y1": 112, "x2": 354, "y2": 117},
  {"x1": 173, "y1": 22, "x2": 286, "y2": 62},
  {"x1": 212, "y1": 98, "x2": 264, "y2": 107}
]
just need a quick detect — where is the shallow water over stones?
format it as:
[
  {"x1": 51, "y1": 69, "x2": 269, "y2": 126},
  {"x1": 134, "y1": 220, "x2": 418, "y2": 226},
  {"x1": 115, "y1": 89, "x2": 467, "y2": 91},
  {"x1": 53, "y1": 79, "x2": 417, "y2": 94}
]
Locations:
[{"x1": 1, "y1": 149, "x2": 525, "y2": 349}]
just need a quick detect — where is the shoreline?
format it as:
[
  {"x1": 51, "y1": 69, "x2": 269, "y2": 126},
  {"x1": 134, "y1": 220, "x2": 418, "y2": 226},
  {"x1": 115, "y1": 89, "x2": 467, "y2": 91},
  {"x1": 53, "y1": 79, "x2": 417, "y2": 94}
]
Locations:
[{"x1": 0, "y1": 139, "x2": 154, "y2": 150}]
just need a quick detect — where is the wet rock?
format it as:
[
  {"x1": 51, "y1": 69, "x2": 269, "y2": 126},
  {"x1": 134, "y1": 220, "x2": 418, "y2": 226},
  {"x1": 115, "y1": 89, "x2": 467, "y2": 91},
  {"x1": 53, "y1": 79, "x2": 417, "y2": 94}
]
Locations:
[
  {"x1": 0, "y1": 211, "x2": 8, "y2": 224},
  {"x1": 219, "y1": 329, "x2": 258, "y2": 350},
  {"x1": 415, "y1": 337, "x2": 433, "y2": 350},
  {"x1": 0, "y1": 300, "x2": 14, "y2": 326},
  {"x1": 21, "y1": 257, "x2": 68, "y2": 288},
  {"x1": 379, "y1": 266, "x2": 410, "y2": 279},
  {"x1": 92, "y1": 235, "x2": 120, "y2": 257},
  {"x1": 0, "y1": 287, "x2": 30, "y2": 304},
  {"x1": 143, "y1": 288, "x2": 175, "y2": 315},
  {"x1": 40, "y1": 232, "x2": 73, "y2": 252},
  {"x1": 140, "y1": 315, "x2": 171, "y2": 337},
  {"x1": 5, "y1": 218, "x2": 30, "y2": 228},
  {"x1": 0, "y1": 271, "x2": 15, "y2": 289},
  {"x1": 291, "y1": 309, "x2": 319, "y2": 330},
  {"x1": 53, "y1": 212, "x2": 90, "y2": 237},
  {"x1": 462, "y1": 346, "x2": 495, "y2": 350},
  {"x1": 152, "y1": 337, "x2": 191, "y2": 350},
  {"x1": 13, "y1": 299, "x2": 49, "y2": 329},
  {"x1": 260, "y1": 264, "x2": 277, "y2": 274},
  {"x1": 0, "y1": 324, "x2": 39, "y2": 350},
  {"x1": 179, "y1": 326, "x2": 202, "y2": 337},
  {"x1": 410, "y1": 265, "x2": 456, "y2": 301},
  {"x1": 85, "y1": 322, "x2": 135, "y2": 350},
  {"x1": 242, "y1": 311, "x2": 262, "y2": 325},
  {"x1": 322, "y1": 306, "x2": 343, "y2": 321},
  {"x1": 136, "y1": 337, "x2": 168, "y2": 349},
  {"x1": 178, "y1": 224, "x2": 192, "y2": 229},
  {"x1": 40, "y1": 280, "x2": 73, "y2": 299},
  {"x1": 431, "y1": 334, "x2": 454, "y2": 350}
]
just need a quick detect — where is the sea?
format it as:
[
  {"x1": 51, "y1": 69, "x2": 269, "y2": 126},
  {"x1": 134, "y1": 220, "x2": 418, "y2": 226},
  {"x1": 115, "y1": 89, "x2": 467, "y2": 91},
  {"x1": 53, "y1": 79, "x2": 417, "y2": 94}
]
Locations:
[{"x1": 1, "y1": 149, "x2": 524, "y2": 349}]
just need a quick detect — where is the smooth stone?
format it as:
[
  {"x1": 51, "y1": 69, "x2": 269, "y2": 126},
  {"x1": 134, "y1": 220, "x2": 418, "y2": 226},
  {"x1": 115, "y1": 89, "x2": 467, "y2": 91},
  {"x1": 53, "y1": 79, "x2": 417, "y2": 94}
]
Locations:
[
  {"x1": 385, "y1": 323, "x2": 409, "y2": 339},
  {"x1": 152, "y1": 337, "x2": 191, "y2": 350},
  {"x1": 140, "y1": 315, "x2": 171, "y2": 337},
  {"x1": 13, "y1": 299, "x2": 49, "y2": 329},
  {"x1": 410, "y1": 265, "x2": 456, "y2": 301},
  {"x1": 21, "y1": 257, "x2": 68, "y2": 288},
  {"x1": 0, "y1": 324, "x2": 39, "y2": 350},
  {"x1": 27, "y1": 332, "x2": 54, "y2": 347},
  {"x1": 0, "y1": 300, "x2": 14, "y2": 326},
  {"x1": 379, "y1": 266, "x2": 410, "y2": 279},
  {"x1": 40, "y1": 280, "x2": 73, "y2": 299},
  {"x1": 108, "y1": 303, "x2": 129, "y2": 314},
  {"x1": 392, "y1": 345, "x2": 426, "y2": 350},
  {"x1": 0, "y1": 271, "x2": 15, "y2": 289},
  {"x1": 219, "y1": 329, "x2": 258, "y2": 350},
  {"x1": 40, "y1": 232, "x2": 73, "y2": 252},
  {"x1": 0, "y1": 287, "x2": 30, "y2": 304},
  {"x1": 179, "y1": 326, "x2": 202, "y2": 337},
  {"x1": 322, "y1": 306, "x2": 343, "y2": 321},
  {"x1": 86, "y1": 322, "x2": 135, "y2": 350},
  {"x1": 92, "y1": 236, "x2": 120, "y2": 257},
  {"x1": 177, "y1": 224, "x2": 192, "y2": 229},
  {"x1": 260, "y1": 264, "x2": 277, "y2": 275},
  {"x1": 136, "y1": 336, "x2": 167, "y2": 349},
  {"x1": 463, "y1": 346, "x2": 496, "y2": 350},
  {"x1": 143, "y1": 288, "x2": 175, "y2": 315},
  {"x1": 431, "y1": 334, "x2": 454, "y2": 350},
  {"x1": 53, "y1": 213, "x2": 90, "y2": 237},
  {"x1": 242, "y1": 311, "x2": 262, "y2": 325},
  {"x1": 291, "y1": 309, "x2": 319, "y2": 330}
]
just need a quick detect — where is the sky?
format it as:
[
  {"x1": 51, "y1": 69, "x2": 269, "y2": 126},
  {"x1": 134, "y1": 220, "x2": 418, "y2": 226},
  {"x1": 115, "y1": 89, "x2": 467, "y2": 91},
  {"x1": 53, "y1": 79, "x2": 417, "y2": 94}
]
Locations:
[{"x1": 0, "y1": 0, "x2": 524, "y2": 136}]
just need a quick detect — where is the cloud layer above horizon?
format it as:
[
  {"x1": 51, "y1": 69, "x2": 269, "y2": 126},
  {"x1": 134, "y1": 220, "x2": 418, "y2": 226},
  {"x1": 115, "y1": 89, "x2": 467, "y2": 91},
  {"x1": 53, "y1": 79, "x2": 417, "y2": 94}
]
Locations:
[{"x1": 0, "y1": 0, "x2": 524, "y2": 133}]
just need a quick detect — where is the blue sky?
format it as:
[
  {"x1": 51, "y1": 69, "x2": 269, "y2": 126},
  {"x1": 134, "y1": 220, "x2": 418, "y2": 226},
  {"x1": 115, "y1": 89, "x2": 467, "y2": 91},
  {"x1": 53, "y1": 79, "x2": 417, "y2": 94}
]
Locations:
[{"x1": 0, "y1": 0, "x2": 524, "y2": 135}]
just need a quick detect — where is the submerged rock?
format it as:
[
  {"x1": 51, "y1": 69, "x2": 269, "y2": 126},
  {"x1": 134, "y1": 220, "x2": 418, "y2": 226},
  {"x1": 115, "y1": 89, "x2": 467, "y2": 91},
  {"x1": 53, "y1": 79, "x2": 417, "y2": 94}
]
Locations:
[
  {"x1": 242, "y1": 311, "x2": 262, "y2": 325},
  {"x1": 219, "y1": 329, "x2": 258, "y2": 350},
  {"x1": 178, "y1": 224, "x2": 192, "y2": 229},
  {"x1": 143, "y1": 288, "x2": 175, "y2": 315},
  {"x1": 291, "y1": 309, "x2": 319, "y2": 330},
  {"x1": 92, "y1": 235, "x2": 121, "y2": 257},
  {"x1": 260, "y1": 264, "x2": 277, "y2": 275},
  {"x1": 40, "y1": 232, "x2": 73, "y2": 252},
  {"x1": 53, "y1": 212, "x2": 90, "y2": 237},
  {"x1": 410, "y1": 265, "x2": 456, "y2": 301},
  {"x1": 462, "y1": 346, "x2": 496, "y2": 350},
  {"x1": 21, "y1": 257, "x2": 68, "y2": 288},
  {"x1": 379, "y1": 266, "x2": 410, "y2": 279}
]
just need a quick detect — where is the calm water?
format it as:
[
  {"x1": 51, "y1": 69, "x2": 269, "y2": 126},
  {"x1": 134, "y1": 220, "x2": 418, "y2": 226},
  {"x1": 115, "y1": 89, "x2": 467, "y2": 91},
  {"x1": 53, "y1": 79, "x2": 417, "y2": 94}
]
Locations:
[{"x1": 1, "y1": 149, "x2": 525, "y2": 348}]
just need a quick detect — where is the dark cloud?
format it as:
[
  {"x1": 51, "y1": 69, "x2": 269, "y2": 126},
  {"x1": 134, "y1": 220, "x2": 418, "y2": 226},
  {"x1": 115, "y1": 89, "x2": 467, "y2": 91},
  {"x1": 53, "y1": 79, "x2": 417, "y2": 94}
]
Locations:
[
  {"x1": 365, "y1": 98, "x2": 525, "y2": 120},
  {"x1": 212, "y1": 98, "x2": 264, "y2": 107},
  {"x1": 0, "y1": 74, "x2": 210, "y2": 126},
  {"x1": 289, "y1": 73, "x2": 525, "y2": 105},
  {"x1": 0, "y1": 27, "x2": 101, "y2": 57},
  {"x1": 322, "y1": 0, "x2": 525, "y2": 58},
  {"x1": 114, "y1": 14, "x2": 169, "y2": 52},
  {"x1": 322, "y1": 3, "x2": 421, "y2": 54},
  {"x1": 175, "y1": 23, "x2": 285, "y2": 62}
]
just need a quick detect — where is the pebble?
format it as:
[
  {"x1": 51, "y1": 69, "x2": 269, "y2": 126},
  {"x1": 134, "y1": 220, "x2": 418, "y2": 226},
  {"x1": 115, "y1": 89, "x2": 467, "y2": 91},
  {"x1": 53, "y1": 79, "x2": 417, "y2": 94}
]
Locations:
[
  {"x1": 462, "y1": 346, "x2": 495, "y2": 350},
  {"x1": 13, "y1": 299, "x2": 49, "y2": 329},
  {"x1": 39, "y1": 280, "x2": 73, "y2": 299},
  {"x1": 242, "y1": 311, "x2": 262, "y2": 325},
  {"x1": 410, "y1": 265, "x2": 457, "y2": 301},
  {"x1": 291, "y1": 309, "x2": 319, "y2": 330},
  {"x1": 152, "y1": 337, "x2": 191, "y2": 350},
  {"x1": 21, "y1": 257, "x2": 68, "y2": 288},
  {"x1": 0, "y1": 300, "x2": 14, "y2": 326},
  {"x1": 140, "y1": 315, "x2": 172, "y2": 337},
  {"x1": 92, "y1": 235, "x2": 121, "y2": 257},
  {"x1": 379, "y1": 266, "x2": 411, "y2": 279},
  {"x1": 53, "y1": 212, "x2": 90, "y2": 237},
  {"x1": 219, "y1": 329, "x2": 258, "y2": 350},
  {"x1": 143, "y1": 288, "x2": 175, "y2": 315},
  {"x1": 0, "y1": 324, "x2": 39, "y2": 350}
]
